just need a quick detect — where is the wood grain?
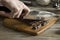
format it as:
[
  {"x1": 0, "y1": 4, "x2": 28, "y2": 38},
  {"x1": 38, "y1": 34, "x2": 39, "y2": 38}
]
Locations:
[{"x1": 3, "y1": 17, "x2": 58, "y2": 35}]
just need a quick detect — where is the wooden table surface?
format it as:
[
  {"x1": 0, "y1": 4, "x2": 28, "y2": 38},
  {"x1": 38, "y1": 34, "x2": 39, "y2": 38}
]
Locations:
[{"x1": 0, "y1": 7, "x2": 60, "y2": 40}]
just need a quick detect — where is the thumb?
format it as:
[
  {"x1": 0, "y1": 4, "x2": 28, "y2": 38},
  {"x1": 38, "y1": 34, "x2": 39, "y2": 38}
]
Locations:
[{"x1": 0, "y1": 11, "x2": 12, "y2": 18}]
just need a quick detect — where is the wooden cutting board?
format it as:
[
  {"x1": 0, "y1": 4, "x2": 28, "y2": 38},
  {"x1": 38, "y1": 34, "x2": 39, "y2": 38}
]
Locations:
[{"x1": 3, "y1": 17, "x2": 58, "y2": 36}]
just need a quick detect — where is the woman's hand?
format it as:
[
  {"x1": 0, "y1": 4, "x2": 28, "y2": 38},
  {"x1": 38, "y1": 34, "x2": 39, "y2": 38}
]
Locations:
[{"x1": 0, "y1": 0, "x2": 30, "y2": 18}]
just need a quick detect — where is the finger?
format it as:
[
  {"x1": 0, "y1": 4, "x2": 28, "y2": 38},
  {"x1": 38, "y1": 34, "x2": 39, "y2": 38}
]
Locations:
[
  {"x1": 0, "y1": 11, "x2": 11, "y2": 18},
  {"x1": 0, "y1": 12, "x2": 12, "y2": 18},
  {"x1": 13, "y1": 12, "x2": 18, "y2": 18},
  {"x1": 0, "y1": 11, "x2": 7, "y2": 16},
  {"x1": 12, "y1": 8, "x2": 20, "y2": 18},
  {"x1": 16, "y1": 8, "x2": 23, "y2": 18}
]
